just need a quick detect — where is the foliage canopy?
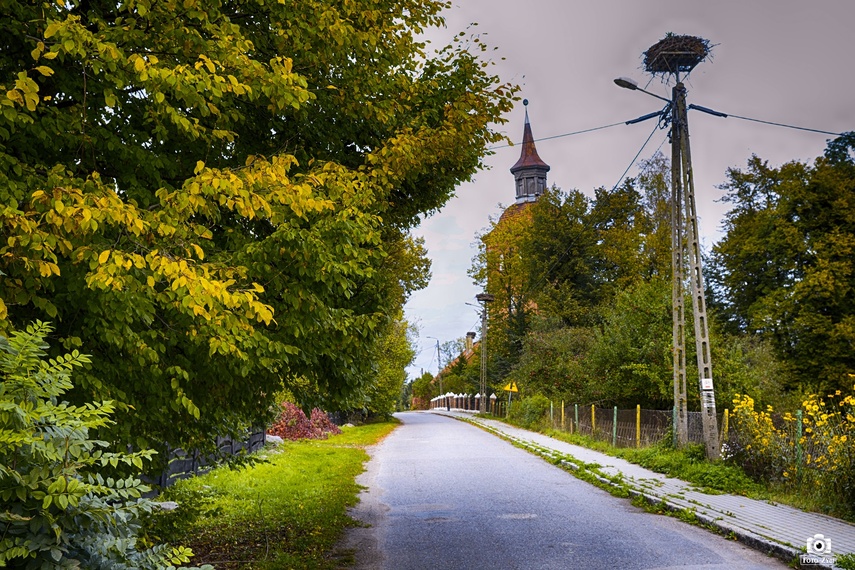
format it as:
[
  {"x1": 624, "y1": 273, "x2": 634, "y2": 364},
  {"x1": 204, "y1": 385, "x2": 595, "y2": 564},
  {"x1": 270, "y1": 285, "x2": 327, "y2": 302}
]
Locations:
[{"x1": 0, "y1": 1, "x2": 515, "y2": 452}]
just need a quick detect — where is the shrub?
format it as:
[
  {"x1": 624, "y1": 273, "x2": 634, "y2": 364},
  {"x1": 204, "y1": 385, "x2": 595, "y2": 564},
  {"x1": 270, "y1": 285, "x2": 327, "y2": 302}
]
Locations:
[
  {"x1": 728, "y1": 390, "x2": 855, "y2": 517},
  {"x1": 727, "y1": 395, "x2": 796, "y2": 482},
  {"x1": 508, "y1": 394, "x2": 551, "y2": 429},
  {"x1": 0, "y1": 321, "x2": 211, "y2": 569},
  {"x1": 267, "y1": 402, "x2": 342, "y2": 440}
]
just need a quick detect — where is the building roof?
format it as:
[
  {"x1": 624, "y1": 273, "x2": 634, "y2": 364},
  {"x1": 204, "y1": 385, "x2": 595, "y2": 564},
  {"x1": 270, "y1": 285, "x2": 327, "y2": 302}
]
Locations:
[{"x1": 510, "y1": 103, "x2": 550, "y2": 174}]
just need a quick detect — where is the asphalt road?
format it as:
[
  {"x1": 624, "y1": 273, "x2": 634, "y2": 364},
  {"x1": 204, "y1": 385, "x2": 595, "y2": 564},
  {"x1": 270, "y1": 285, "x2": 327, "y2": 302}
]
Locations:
[{"x1": 341, "y1": 411, "x2": 787, "y2": 570}]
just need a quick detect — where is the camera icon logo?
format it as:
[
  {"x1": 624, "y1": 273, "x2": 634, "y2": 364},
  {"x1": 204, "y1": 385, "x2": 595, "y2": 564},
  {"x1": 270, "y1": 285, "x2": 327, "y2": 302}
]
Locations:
[{"x1": 807, "y1": 534, "x2": 832, "y2": 555}]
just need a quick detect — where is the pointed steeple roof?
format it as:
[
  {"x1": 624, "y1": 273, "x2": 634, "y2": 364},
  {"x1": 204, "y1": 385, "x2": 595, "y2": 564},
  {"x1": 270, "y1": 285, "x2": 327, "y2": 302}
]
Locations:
[{"x1": 510, "y1": 101, "x2": 550, "y2": 174}]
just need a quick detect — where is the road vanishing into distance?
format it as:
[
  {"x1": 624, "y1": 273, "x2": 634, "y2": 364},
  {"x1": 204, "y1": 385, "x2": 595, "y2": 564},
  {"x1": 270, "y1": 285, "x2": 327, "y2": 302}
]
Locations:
[{"x1": 342, "y1": 412, "x2": 786, "y2": 570}]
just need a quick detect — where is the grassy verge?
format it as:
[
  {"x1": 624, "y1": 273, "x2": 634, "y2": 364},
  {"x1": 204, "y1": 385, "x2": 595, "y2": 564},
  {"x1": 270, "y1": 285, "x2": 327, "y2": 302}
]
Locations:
[
  {"x1": 145, "y1": 420, "x2": 398, "y2": 570},
  {"x1": 544, "y1": 429, "x2": 764, "y2": 496},
  {"x1": 490, "y1": 415, "x2": 853, "y2": 522}
]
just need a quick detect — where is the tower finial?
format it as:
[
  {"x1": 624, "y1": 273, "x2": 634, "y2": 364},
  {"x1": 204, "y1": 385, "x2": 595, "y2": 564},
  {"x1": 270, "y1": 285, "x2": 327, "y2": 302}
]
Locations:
[{"x1": 523, "y1": 98, "x2": 529, "y2": 124}]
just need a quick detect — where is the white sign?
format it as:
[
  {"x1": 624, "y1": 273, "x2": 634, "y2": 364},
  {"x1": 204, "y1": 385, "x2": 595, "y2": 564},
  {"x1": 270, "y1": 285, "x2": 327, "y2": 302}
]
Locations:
[{"x1": 701, "y1": 377, "x2": 714, "y2": 390}]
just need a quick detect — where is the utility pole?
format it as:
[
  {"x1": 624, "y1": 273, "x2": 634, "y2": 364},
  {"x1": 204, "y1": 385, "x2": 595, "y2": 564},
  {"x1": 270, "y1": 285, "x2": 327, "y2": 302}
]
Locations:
[
  {"x1": 617, "y1": 35, "x2": 720, "y2": 459},
  {"x1": 672, "y1": 80, "x2": 719, "y2": 459},
  {"x1": 476, "y1": 293, "x2": 494, "y2": 414},
  {"x1": 670, "y1": 84, "x2": 689, "y2": 448},
  {"x1": 427, "y1": 336, "x2": 443, "y2": 396}
]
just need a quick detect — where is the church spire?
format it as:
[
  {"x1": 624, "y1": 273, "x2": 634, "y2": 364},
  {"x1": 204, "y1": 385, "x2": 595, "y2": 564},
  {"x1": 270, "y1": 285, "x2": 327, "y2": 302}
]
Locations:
[{"x1": 510, "y1": 99, "x2": 550, "y2": 204}]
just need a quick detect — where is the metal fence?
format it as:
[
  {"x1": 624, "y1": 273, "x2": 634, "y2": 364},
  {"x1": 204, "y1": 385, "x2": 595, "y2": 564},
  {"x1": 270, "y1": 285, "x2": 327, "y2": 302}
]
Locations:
[
  {"x1": 151, "y1": 429, "x2": 267, "y2": 488},
  {"x1": 545, "y1": 403, "x2": 726, "y2": 448}
]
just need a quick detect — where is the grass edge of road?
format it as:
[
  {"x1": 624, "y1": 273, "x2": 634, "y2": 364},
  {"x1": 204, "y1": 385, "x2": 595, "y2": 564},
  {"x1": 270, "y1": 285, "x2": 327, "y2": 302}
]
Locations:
[
  {"x1": 143, "y1": 419, "x2": 399, "y2": 569},
  {"x1": 453, "y1": 415, "x2": 809, "y2": 569}
]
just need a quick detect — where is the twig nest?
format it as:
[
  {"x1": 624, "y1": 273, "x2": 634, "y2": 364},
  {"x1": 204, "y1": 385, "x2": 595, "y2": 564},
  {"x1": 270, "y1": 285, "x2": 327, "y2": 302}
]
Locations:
[{"x1": 644, "y1": 34, "x2": 711, "y2": 75}]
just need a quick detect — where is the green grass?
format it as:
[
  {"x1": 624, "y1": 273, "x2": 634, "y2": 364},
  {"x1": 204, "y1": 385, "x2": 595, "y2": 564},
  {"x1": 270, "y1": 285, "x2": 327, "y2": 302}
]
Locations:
[{"x1": 146, "y1": 420, "x2": 398, "y2": 570}]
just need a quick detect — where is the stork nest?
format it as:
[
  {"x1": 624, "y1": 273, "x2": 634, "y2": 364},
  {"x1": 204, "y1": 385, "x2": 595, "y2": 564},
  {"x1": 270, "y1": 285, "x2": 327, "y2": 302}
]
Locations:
[{"x1": 643, "y1": 34, "x2": 711, "y2": 75}]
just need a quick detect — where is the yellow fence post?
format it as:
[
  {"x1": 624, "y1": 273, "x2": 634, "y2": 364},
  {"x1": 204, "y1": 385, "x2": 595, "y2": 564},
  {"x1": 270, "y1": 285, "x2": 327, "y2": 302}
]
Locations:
[
  {"x1": 636, "y1": 404, "x2": 641, "y2": 448},
  {"x1": 561, "y1": 400, "x2": 565, "y2": 430},
  {"x1": 722, "y1": 409, "x2": 729, "y2": 442},
  {"x1": 591, "y1": 404, "x2": 596, "y2": 434}
]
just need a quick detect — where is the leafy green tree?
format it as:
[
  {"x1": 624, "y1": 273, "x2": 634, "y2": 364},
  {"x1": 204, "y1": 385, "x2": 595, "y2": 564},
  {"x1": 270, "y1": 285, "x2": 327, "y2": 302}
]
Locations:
[
  {"x1": 0, "y1": 1, "x2": 515, "y2": 453},
  {"x1": 0, "y1": 322, "x2": 209, "y2": 569},
  {"x1": 471, "y1": 205, "x2": 537, "y2": 377},
  {"x1": 588, "y1": 181, "x2": 647, "y2": 301},
  {"x1": 636, "y1": 153, "x2": 673, "y2": 279},
  {"x1": 361, "y1": 313, "x2": 417, "y2": 417},
  {"x1": 437, "y1": 339, "x2": 480, "y2": 395},
  {"x1": 410, "y1": 371, "x2": 437, "y2": 408},
  {"x1": 586, "y1": 278, "x2": 673, "y2": 408},
  {"x1": 524, "y1": 187, "x2": 598, "y2": 327},
  {"x1": 710, "y1": 133, "x2": 855, "y2": 393},
  {"x1": 506, "y1": 325, "x2": 595, "y2": 403}
]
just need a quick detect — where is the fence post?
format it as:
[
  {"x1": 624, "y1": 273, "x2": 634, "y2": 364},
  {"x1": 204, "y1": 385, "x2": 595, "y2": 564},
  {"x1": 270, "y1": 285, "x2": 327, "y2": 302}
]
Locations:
[
  {"x1": 636, "y1": 404, "x2": 641, "y2": 448},
  {"x1": 796, "y1": 409, "x2": 803, "y2": 475},
  {"x1": 672, "y1": 405, "x2": 677, "y2": 448},
  {"x1": 591, "y1": 405, "x2": 596, "y2": 434},
  {"x1": 561, "y1": 400, "x2": 565, "y2": 430},
  {"x1": 574, "y1": 404, "x2": 579, "y2": 433},
  {"x1": 612, "y1": 406, "x2": 618, "y2": 446},
  {"x1": 721, "y1": 409, "x2": 729, "y2": 442},
  {"x1": 550, "y1": 400, "x2": 554, "y2": 425}
]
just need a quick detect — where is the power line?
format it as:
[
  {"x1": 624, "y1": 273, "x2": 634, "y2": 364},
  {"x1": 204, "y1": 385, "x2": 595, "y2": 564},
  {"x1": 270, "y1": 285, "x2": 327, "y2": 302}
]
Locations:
[
  {"x1": 610, "y1": 120, "x2": 663, "y2": 192},
  {"x1": 488, "y1": 120, "x2": 626, "y2": 150},
  {"x1": 491, "y1": 107, "x2": 845, "y2": 154},
  {"x1": 521, "y1": 121, "x2": 663, "y2": 300},
  {"x1": 717, "y1": 112, "x2": 845, "y2": 137}
]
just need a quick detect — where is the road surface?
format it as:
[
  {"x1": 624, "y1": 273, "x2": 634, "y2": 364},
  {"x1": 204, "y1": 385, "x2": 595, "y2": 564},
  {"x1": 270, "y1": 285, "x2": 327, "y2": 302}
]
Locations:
[{"x1": 341, "y1": 412, "x2": 786, "y2": 569}]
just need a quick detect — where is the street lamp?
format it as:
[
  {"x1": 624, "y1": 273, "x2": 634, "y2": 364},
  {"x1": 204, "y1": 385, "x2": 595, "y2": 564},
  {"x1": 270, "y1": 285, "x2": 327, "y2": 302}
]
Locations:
[
  {"x1": 614, "y1": 77, "x2": 671, "y2": 104},
  {"x1": 614, "y1": 35, "x2": 721, "y2": 460},
  {"x1": 475, "y1": 293, "x2": 495, "y2": 414}
]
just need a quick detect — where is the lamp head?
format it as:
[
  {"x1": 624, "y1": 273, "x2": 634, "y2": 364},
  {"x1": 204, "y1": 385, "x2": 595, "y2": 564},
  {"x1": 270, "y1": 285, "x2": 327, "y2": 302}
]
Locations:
[{"x1": 614, "y1": 77, "x2": 639, "y2": 90}]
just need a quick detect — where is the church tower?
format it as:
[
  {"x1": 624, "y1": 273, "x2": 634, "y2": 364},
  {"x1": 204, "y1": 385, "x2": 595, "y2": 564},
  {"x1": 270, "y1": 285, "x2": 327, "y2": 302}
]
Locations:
[{"x1": 509, "y1": 99, "x2": 550, "y2": 204}]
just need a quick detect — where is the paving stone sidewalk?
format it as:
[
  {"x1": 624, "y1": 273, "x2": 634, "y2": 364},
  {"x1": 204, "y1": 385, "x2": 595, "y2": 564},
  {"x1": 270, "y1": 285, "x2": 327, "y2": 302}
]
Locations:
[{"x1": 435, "y1": 410, "x2": 855, "y2": 569}]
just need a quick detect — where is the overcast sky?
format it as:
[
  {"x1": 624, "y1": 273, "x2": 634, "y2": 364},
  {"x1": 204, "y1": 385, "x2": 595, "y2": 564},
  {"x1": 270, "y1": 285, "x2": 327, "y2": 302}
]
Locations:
[{"x1": 405, "y1": 0, "x2": 855, "y2": 378}]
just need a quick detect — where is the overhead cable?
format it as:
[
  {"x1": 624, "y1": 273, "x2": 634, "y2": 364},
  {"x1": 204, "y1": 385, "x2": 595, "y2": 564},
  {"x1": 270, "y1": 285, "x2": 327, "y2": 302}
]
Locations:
[{"x1": 488, "y1": 120, "x2": 626, "y2": 150}]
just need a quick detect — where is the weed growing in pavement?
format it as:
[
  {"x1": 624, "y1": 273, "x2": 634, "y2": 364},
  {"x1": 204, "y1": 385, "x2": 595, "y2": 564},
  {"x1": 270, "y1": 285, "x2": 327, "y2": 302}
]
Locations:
[{"x1": 836, "y1": 553, "x2": 855, "y2": 570}]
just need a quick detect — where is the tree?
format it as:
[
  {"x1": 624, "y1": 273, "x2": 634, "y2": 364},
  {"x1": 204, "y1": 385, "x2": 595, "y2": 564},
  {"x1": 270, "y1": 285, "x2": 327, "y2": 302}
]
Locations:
[
  {"x1": 506, "y1": 326, "x2": 595, "y2": 403},
  {"x1": 410, "y1": 371, "x2": 437, "y2": 409},
  {"x1": 710, "y1": 133, "x2": 855, "y2": 393},
  {"x1": 0, "y1": 1, "x2": 515, "y2": 453},
  {"x1": 588, "y1": 181, "x2": 647, "y2": 300},
  {"x1": 524, "y1": 187, "x2": 598, "y2": 327},
  {"x1": 470, "y1": 204, "x2": 536, "y2": 377},
  {"x1": 361, "y1": 312, "x2": 417, "y2": 417},
  {"x1": 586, "y1": 278, "x2": 674, "y2": 408}
]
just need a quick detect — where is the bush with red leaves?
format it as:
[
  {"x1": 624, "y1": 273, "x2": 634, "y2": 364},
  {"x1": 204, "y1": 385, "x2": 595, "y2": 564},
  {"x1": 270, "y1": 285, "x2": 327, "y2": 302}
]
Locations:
[{"x1": 267, "y1": 402, "x2": 342, "y2": 441}]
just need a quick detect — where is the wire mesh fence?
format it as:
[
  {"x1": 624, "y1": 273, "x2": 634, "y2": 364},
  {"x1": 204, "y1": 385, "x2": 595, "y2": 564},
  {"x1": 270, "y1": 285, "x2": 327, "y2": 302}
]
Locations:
[{"x1": 545, "y1": 403, "x2": 728, "y2": 448}]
